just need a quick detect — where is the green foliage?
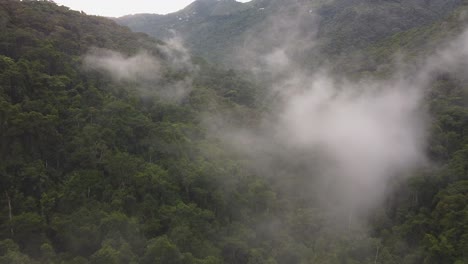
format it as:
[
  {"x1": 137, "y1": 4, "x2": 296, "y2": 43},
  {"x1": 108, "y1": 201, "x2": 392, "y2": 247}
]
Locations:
[
  {"x1": 1, "y1": 0, "x2": 468, "y2": 264},
  {"x1": 116, "y1": 0, "x2": 463, "y2": 66},
  {"x1": 0, "y1": 239, "x2": 36, "y2": 264},
  {"x1": 0, "y1": 1, "x2": 274, "y2": 263}
]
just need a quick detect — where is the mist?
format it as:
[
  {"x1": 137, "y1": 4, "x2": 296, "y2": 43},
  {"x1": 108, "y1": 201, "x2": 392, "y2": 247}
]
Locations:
[
  {"x1": 85, "y1": 0, "x2": 468, "y2": 229},
  {"x1": 83, "y1": 35, "x2": 195, "y2": 101},
  {"x1": 210, "y1": 5, "x2": 468, "y2": 226}
]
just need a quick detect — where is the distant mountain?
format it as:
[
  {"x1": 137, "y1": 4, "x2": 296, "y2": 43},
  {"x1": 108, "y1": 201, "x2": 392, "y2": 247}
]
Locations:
[
  {"x1": 116, "y1": 0, "x2": 464, "y2": 65},
  {"x1": 116, "y1": 0, "x2": 264, "y2": 63}
]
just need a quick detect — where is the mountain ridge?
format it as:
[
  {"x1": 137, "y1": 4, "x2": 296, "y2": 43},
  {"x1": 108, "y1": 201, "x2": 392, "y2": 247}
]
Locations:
[{"x1": 116, "y1": 0, "x2": 464, "y2": 65}]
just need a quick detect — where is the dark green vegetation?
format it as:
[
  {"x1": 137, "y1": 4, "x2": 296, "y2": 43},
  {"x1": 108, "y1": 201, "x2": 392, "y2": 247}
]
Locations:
[
  {"x1": 0, "y1": 0, "x2": 468, "y2": 263},
  {"x1": 116, "y1": 0, "x2": 464, "y2": 65}
]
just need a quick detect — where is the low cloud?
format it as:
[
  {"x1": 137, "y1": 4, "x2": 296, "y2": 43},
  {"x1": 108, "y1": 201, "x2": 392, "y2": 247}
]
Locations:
[
  {"x1": 83, "y1": 35, "x2": 195, "y2": 102},
  {"x1": 84, "y1": 49, "x2": 162, "y2": 82},
  {"x1": 213, "y1": 6, "x2": 468, "y2": 225}
]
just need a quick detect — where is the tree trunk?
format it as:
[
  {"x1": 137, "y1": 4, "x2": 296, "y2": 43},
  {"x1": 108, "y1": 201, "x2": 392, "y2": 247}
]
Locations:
[
  {"x1": 347, "y1": 210, "x2": 352, "y2": 230},
  {"x1": 5, "y1": 191, "x2": 13, "y2": 236},
  {"x1": 374, "y1": 245, "x2": 380, "y2": 264}
]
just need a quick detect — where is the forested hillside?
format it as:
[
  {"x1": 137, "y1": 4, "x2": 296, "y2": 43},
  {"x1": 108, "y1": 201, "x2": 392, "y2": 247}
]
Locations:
[
  {"x1": 1, "y1": 0, "x2": 468, "y2": 264},
  {"x1": 0, "y1": 1, "x2": 269, "y2": 263},
  {"x1": 116, "y1": 0, "x2": 464, "y2": 65}
]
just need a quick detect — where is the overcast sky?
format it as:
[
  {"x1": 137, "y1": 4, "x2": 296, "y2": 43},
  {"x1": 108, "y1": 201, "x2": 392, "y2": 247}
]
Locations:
[{"x1": 54, "y1": 0, "x2": 251, "y2": 17}]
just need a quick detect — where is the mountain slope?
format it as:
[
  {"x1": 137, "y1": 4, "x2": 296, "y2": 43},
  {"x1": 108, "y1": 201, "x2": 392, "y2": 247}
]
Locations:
[
  {"x1": 1, "y1": 1, "x2": 468, "y2": 264},
  {"x1": 0, "y1": 1, "x2": 267, "y2": 263},
  {"x1": 116, "y1": 0, "x2": 464, "y2": 64}
]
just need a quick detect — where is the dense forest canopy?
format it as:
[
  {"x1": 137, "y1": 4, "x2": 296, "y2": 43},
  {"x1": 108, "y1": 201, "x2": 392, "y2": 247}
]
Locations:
[
  {"x1": 0, "y1": 0, "x2": 468, "y2": 264},
  {"x1": 116, "y1": 0, "x2": 465, "y2": 66}
]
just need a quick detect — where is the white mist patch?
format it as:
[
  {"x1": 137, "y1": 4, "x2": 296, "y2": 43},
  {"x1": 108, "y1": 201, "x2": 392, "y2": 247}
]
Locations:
[
  {"x1": 280, "y1": 76, "x2": 424, "y2": 173},
  {"x1": 275, "y1": 73, "x2": 427, "y2": 211},
  {"x1": 422, "y1": 28, "x2": 468, "y2": 81},
  {"x1": 83, "y1": 35, "x2": 195, "y2": 102},
  {"x1": 220, "y1": 5, "x2": 468, "y2": 220},
  {"x1": 158, "y1": 35, "x2": 193, "y2": 72},
  {"x1": 84, "y1": 49, "x2": 162, "y2": 82},
  {"x1": 234, "y1": 3, "x2": 318, "y2": 76}
]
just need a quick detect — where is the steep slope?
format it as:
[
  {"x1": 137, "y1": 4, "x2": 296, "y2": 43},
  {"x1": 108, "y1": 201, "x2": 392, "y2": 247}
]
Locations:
[
  {"x1": 116, "y1": 0, "x2": 252, "y2": 40},
  {"x1": 0, "y1": 1, "x2": 266, "y2": 263},
  {"x1": 116, "y1": 0, "x2": 463, "y2": 64},
  {"x1": 117, "y1": 0, "x2": 263, "y2": 63}
]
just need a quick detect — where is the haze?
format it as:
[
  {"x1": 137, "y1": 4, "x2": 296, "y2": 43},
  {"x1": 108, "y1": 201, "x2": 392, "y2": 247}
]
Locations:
[{"x1": 53, "y1": 0, "x2": 251, "y2": 17}]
